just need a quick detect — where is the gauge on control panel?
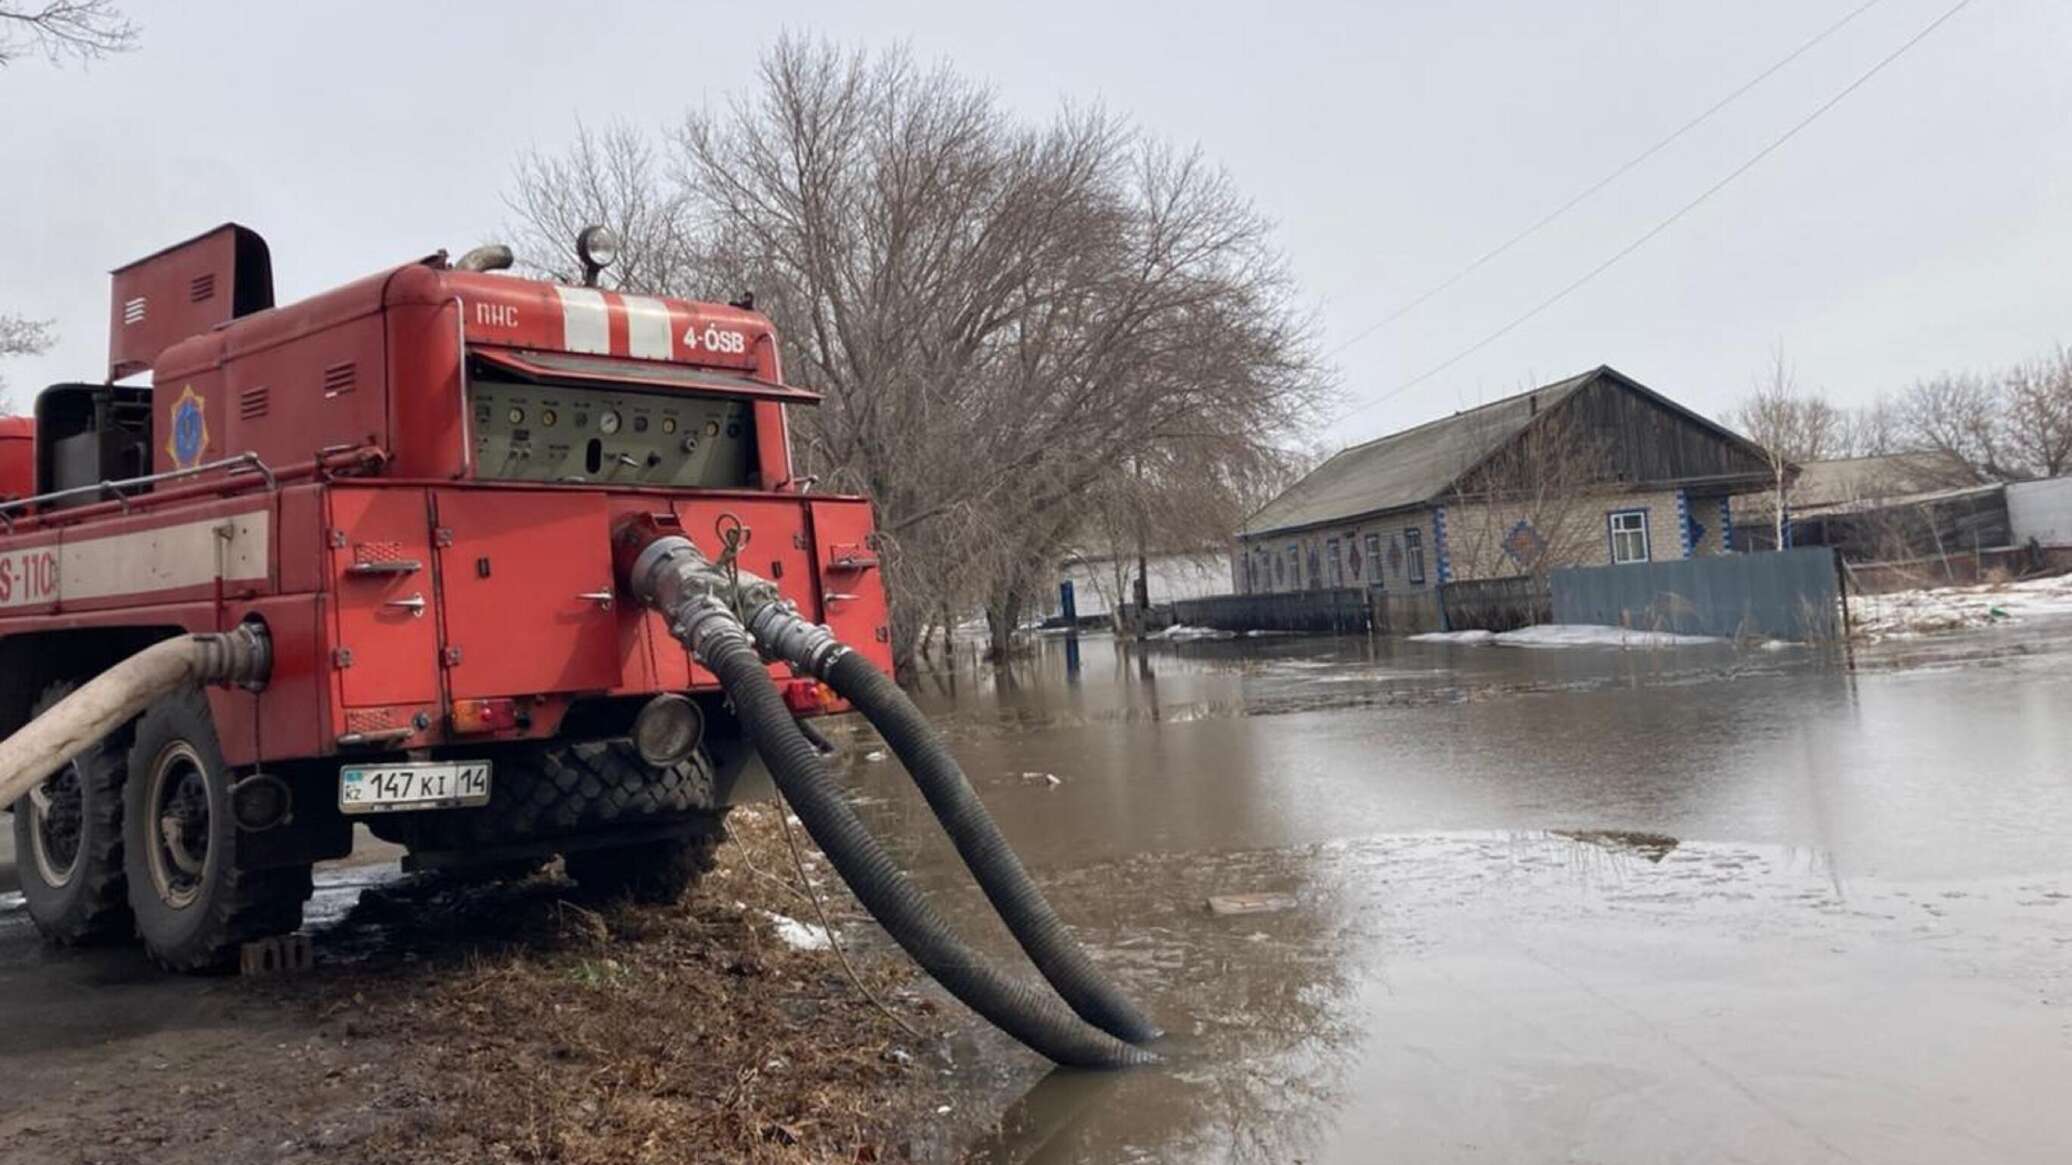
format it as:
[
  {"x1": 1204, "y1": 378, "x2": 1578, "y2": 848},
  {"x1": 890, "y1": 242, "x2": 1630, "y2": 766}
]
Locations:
[{"x1": 599, "y1": 410, "x2": 622, "y2": 435}]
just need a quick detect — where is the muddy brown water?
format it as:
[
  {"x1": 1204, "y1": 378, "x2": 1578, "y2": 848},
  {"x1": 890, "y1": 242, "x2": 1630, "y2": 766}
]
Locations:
[
  {"x1": 4, "y1": 620, "x2": 2071, "y2": 1162},
  {"x1": 849, "y1": 624, "x2": 2072, "y2": 1163}
]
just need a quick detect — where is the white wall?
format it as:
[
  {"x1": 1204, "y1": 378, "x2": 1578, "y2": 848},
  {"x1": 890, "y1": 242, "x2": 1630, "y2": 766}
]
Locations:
[
  {"x1": 2008, "y1": 476, "x2": 2072, "y2": 547},
  {"x1": 1055, "y1": 552, "x2": 1233, "y2": 619}
]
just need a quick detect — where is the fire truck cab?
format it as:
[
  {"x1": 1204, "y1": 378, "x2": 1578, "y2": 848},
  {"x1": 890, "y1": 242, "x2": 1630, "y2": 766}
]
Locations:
[{"x1": 0, "y1": 224, "x2": 890, "y2": 970}]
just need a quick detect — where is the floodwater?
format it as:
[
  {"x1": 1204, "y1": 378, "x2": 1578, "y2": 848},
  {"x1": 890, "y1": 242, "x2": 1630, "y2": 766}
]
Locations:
[{"x1": 848, "y1": 624, "x2": 2072, "y2": 1163}]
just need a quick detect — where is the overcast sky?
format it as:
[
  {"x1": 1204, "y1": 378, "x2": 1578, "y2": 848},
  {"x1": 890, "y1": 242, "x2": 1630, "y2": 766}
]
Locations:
[{"x1": 2, "y1": 0, "x2": 2065, "y2": 447}]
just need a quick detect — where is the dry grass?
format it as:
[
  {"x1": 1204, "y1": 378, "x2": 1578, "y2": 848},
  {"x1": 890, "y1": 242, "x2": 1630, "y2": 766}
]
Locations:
[{"x1": 316, "y1": 806, "x2": 949, "y2": 1164}]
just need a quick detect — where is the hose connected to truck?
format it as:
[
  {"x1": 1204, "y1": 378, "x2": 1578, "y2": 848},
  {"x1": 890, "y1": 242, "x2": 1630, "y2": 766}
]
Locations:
[
  {"x1": 619, "y1": 517, "x2": 1158, "y2": 1068},
  {"x1": 747, "y1": 599, "x2": 1165, "y2": 1046},
  {"x1": 0, "y1": 625, "x2": 271, "y2": 810}
]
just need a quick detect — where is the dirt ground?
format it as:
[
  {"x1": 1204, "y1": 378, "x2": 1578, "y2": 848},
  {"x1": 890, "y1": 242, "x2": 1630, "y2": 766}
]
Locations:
[{"x1": 1, "y1": 806, "x2": 960, "y2": 1165}]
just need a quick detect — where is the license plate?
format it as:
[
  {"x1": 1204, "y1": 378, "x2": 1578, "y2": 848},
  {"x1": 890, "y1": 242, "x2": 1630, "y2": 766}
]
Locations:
[{"x1": 339, "y1": 761, "x2": 492, "y2": 814}]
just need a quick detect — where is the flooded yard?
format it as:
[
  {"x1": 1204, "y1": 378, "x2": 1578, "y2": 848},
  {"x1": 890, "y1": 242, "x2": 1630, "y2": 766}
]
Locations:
[{"x1": 862, "y1": 622, "x2": 2072, "y2": 1162}]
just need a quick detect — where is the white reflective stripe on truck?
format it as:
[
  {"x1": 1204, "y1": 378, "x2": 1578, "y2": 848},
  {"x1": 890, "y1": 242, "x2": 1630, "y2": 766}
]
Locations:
[{"x1": 0, "y1": 510, "x2": 269, "y2": 609}]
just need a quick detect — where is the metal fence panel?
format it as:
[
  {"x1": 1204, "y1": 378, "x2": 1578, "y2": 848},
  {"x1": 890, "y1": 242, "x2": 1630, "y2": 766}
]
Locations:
[
  {"x1": 1170, "y1": 588, "x2": 1371, "y2": 634},
  {"x1": 1550, "y1": 548, "x2": 1842, "y2": 641},
  {"x1": 2009, "y1": 476, "x2": 2072, "y2": 547}
]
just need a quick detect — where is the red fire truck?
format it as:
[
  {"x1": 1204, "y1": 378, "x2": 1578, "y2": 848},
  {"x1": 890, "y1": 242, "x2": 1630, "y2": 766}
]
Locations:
[{"x1": 0, "y1": 224, "x2": 890, "y2": 971}]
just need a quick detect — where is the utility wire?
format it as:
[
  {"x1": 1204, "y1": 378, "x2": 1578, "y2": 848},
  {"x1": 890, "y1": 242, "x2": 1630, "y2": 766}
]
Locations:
[
  {"x1": 1246, "y1": 0, "x2": 1978, "y2": 540},
  {"x1": 1330, "y1": 0, "x2": 1977, "y2": 431},
  {"x1": 1325, "y1": 0, "x2": 1888, "y2": 356}
]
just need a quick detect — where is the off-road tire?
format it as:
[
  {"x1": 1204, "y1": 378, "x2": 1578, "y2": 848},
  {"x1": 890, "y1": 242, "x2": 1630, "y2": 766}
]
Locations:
[
  {"x1": 384, "y1": 739, "x2": 720, "y2": 852},
  {"x1": 564, "y1": 829, "x2": 722, "y2": 905},
  {"x1": 123, "y1": 685, "x2": 313, "y2": 972},
  {"x1": 10, "y1": 680, "x2": 134, "y2": 945}
]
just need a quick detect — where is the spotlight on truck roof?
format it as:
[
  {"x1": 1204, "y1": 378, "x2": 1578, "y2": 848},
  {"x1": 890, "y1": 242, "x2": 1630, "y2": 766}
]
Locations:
[{"x1": 576, "y1": 225, "x2": 619, "y2": 287}]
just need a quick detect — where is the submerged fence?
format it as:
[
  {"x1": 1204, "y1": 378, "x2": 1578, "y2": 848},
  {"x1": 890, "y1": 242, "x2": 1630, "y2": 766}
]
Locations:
[
  {"x1": 1440, "y1": 574, "x2": 1549, "y2": 633},
  {"x1": 1169, "y1": 588, "x2": 1371, "y2": 634},
  {"x1": 1550, "y1": 547, "x2": 1844, "y2": 641}
]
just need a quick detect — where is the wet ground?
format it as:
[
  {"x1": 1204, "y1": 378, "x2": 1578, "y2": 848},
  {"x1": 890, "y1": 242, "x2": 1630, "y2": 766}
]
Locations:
[
  {"x1": 3, "y1": 615, "x2": 2071, "y2": 1162},
  {"x1": 857, "y1": 620, "x2": 2072, "y2": 1162}
]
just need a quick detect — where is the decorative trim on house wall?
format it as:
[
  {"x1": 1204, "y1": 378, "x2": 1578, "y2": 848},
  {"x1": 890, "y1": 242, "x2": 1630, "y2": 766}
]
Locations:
[
  {"x1": 1718, "y1": 496, "x2": 1735, "y2": 554},
  {"x1": 1675, "y1": 489, "x2": 1693, "y2": 558},
  {"x1": 1433, "y1": 505, "x2": 1453, "y2": 584}
]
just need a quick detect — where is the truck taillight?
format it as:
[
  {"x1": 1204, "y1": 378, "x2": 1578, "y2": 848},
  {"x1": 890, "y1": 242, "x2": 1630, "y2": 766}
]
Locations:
[{"x1": 451, "y1": 697, "x2": 519, "y2": 734}]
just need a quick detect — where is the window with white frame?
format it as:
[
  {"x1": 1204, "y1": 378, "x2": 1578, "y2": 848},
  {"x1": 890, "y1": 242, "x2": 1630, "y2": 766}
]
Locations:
[
  {"x1": 1404, "y1": 527, "x2": 1426, "y2": 585},
  {"x1": 1326, "y1": 537, "x2": 1343, "y2": 587},
  {"x1": 1608, "y1": 509, "x2": 1651, "y2": 564},
  {"x1": 1364, "y1": 533, "x2": 1383, "y2": 588}
]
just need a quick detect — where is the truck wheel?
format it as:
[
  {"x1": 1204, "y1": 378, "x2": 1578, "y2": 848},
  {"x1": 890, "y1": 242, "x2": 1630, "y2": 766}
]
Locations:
[
  {"x1": 10, "y1": 680, "x2": 134, "y2": 945},
  {"x1": 122, "y1": 686, "x2": 312, "y2": 972},
  {"x1": 564, "y1": 828, "x2": 722, "y2": 905}
]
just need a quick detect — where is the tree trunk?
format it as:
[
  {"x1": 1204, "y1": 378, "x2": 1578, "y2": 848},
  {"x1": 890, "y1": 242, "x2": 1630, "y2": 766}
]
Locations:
[{"x1": 985, "y1": 586, "x2": 1024, "y2": 662}]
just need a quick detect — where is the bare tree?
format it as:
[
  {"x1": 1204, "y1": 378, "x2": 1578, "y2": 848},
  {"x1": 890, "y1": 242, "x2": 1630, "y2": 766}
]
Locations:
[
  {"x1": 1835, "y1": 392, "x2": 1902, "y2": 458},
  {"x1": 654, "y1": 38, "x2": 1324, "y2": 662},
  {"x1": 1733, "y1": 351, "x2": 1836, "y2": 547},
  {"x1": 2001, "y1": 345, "x2": 2072, "y2": 479},
  {"x1": 0, "y1": 1, "x2": 135, "y2": 65},
  {"x1": 503, "y1": 122, "x2": 699, "y2": 295},
  {"x1": 0, "y1": 314, "x2": 54, "y2": 408},
  {"x1": 1898, "y1": 371, "x2": 2014, "y2": 486}
]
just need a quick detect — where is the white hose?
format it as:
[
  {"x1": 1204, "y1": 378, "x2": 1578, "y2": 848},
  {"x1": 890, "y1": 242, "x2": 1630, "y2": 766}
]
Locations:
[{"x1": 0, "y1": 628, "x2": 269, "y2": 810}]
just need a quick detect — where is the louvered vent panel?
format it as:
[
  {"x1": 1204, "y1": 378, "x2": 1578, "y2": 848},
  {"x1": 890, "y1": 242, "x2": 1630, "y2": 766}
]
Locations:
[
  {"x1": 239, "y1": 386, "x2": 270, "y2": 420},
  {"x1": 189, "y1": 273, "x2": 216, "y2": 302},
  {"x1": 322, "y1": 362, "x2": 356, "y2": 396}
]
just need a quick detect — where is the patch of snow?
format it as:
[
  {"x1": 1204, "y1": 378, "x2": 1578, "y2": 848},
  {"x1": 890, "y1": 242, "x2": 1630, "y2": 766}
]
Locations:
[
  {"x1": 1848, "y1": 573, "x2": 2072, "y2": 640},
  {"x1": 764, "y1": 912, "x2": 833, "y2": 951},
  {"x1": 1410, "y1": 630, "x2": 1497, "y2": 644},
  {"x1": 1148, "y1": 623, "x2": 1236, "y2": 641},
  {"x1": 863, "y1": 749, "x2": 888, "y2": 762},
  {"x1": 1759, "y1": 639, "x2": 1801, "y2": 651},
  {"x1": 1494, "y1": 624, "x2": 1722, "y2": 649},
  {"x1": 1413, "y1": 625, "x2": 1719, "y2": 648}
]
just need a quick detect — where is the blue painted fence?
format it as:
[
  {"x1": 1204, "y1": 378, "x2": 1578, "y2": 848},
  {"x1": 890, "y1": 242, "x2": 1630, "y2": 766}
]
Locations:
[{"x1": 1550, "y1": 547, "x2": 1843, "y2": 641}]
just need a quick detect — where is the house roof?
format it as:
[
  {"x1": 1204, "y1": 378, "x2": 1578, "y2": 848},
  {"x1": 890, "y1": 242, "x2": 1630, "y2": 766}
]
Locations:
[
  {"x1": 1780, "y1": 453, "x2": 1958, "y2": 509},
  {"x1": 1241, "y1": 370, "x2": 1601, "y2": 537},
  {"x1": 1244, "y1": 364, "x2": 1769, "y2": 538}
]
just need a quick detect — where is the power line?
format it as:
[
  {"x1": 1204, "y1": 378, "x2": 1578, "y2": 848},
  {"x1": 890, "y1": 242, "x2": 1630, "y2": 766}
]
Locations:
[
  {"x1": 1246, "y1": 0, "x2": 1979, "y2": 539},
  {"x1": 1329, "y1": 0, "x2": 1977, "y2": 433},
  {"x1": 1324, "y1": 0, "x2": 1889, "y2": 357}
]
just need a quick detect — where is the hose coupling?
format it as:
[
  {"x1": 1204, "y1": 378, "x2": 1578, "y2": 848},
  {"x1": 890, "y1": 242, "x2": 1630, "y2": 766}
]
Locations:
[
  {"x1": 745, "y1": 601, "x2": 850, "y2": 678},
  {"x1": 624, "y1": 527, "x2": 783, "y2": 623},
  {"x1": 193, "y1": 623, "x2": 272, "y2": 691},
  {"x1": 673, "y1": 594, "x2": 755, "y2": 661}
]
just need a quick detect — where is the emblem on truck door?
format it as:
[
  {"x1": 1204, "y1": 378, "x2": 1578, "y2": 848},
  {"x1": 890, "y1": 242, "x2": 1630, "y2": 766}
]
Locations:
[{"x1": 167, "y1": 384, "x2": 209, "y2": 468}]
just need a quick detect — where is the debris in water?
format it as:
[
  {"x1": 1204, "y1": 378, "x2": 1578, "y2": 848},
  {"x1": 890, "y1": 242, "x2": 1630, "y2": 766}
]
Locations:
[
  {"x1": 1019, "y1": 771, "x2": 1062, "y2": 787},
  {"x1": 1206, "y1": 892, "x2": 1299, "y2": 917},
  {"x1": 764, "y1": 911, "x2": 833, "y2": 951},
  {"x1": 864, "y1": 749, "x2": 888, "y2": 762},
  {"x1": 1552, "y1": 829, "x2": 1681, "y2": 863}
]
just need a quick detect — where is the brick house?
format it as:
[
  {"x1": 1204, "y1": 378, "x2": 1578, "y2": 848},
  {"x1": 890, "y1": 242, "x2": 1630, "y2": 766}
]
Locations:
[{"x1": 1235, "y1": 366, "x2": 1774, "y2": 599}]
